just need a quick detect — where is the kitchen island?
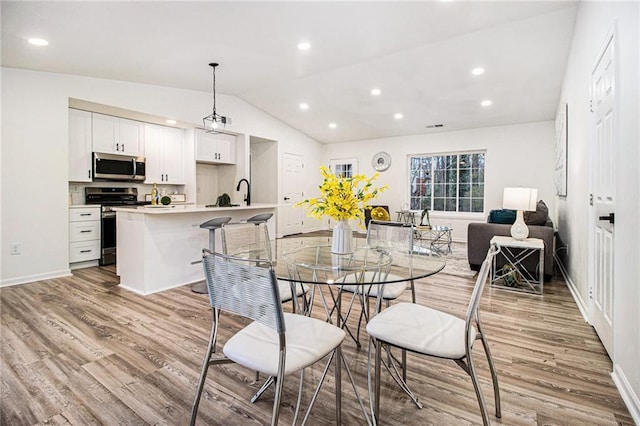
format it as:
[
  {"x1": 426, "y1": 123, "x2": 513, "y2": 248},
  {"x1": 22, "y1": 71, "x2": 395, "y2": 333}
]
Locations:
[{"x1": 114, "y1": 204, "x2": 277, "y2": 295}]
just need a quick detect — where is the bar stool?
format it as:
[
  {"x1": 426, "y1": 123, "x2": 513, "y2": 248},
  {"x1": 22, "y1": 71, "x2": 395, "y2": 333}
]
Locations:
[
  {"x1": 191, "y1": 216, "x2": 232, "y2": 294},
  {"x1": 246, "y1": 213, "x2": 273, "y2": 224}
]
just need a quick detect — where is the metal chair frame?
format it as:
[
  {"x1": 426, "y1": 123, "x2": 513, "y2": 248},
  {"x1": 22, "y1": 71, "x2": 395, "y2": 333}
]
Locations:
[
  {"x1": 221, "y1": 221, "x2": 310, "y2": 312},
  {"x1": 336, "y1": 220, "x2": 416, "y2": 348},
  {"x1": 190, "y1": 250, "x2": 343, "y2": 426},
  {"x1": 367, "y1": 244, "x2": 502, "y2": 426}
]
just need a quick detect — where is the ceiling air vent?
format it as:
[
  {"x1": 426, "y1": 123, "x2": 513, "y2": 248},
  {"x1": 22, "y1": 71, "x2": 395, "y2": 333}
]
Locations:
[{"x1": 425, "y1": 124, "x2": 444, "y2": 129}]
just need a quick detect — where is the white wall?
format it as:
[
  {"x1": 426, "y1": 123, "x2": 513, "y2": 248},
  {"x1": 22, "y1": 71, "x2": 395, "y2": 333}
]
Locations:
[
  {"x1": 324, "y1": 121, "x2": 556, "y2": 241},
  {"x1": 556, "y1": 1, "x2": 639, "y2": 421},
  {"x1": 0, "y1": 67, "x2": 322, "y2": 285}
]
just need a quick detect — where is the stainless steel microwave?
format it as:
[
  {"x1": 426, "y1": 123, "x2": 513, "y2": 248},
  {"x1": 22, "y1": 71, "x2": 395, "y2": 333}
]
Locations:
[{"x1": 93, "y1": 152, "x2": 146, "y2": 182}]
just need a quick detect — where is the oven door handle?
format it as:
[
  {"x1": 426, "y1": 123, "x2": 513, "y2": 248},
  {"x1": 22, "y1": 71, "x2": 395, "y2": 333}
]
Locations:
[{"x1": 102, "y1": 212, "x2": 116, "y2": 219}]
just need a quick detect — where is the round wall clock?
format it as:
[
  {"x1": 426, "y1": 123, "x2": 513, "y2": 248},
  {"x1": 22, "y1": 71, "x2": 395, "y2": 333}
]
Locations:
[{"x1": 372, "y1": 151, "x2": 391, "y2": 172}]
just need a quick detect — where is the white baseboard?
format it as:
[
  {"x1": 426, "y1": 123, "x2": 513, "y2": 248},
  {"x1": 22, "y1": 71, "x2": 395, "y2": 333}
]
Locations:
[
  {"x1": 70, "y1": 260, "x2": 99, "y2": 270},
  {"x1": 612, "y1": 363, "x2": 640, "y2": 424},
  {"x1": 554, "y1": 253, "x2": 590, "y2": 323},
  {"x1": 0, "y1": 269, "x2": 72, "y2": 288}
]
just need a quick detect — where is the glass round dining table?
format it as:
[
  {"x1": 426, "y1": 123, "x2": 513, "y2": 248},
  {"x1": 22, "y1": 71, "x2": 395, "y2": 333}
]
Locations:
[
  {"x1": 230, "y1": 233, "x2": 446, "y2": 313},
  {"x1": 275, "y1": 234, "x2": 446, "y2": 285},
  {"x1": 230, "y1": 233, "x2": 446, "y2": 426}
]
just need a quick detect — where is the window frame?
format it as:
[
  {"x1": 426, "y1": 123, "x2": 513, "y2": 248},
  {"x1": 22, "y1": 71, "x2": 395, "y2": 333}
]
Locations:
[
  {"x1": 329, "y1": 158, "x2": 359, "y2": 178},
  {"x1": 407, "y1": 150, "x2": 486, "y2": 216}
]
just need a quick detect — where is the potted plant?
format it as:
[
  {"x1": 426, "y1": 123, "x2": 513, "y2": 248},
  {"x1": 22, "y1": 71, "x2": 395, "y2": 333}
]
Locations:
[{"x1": 297, "y1": 165, "x2": 387, "y2": 253}]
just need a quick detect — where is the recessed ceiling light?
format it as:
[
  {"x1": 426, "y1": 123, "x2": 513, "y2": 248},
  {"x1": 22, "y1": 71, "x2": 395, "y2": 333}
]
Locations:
[
  {"x1": 166, "y1": 119, "x2": 177, "y2": 125},
  {"x1": 299, "y1": 103, "x2": 309, "y2": 110},
  {"x1": 28, "y1": 38, "x2": 48, "y2": 46},
  {"x1": 328, "y1": 123, "x2": 337, "y2": 129},
  {"x1": 370, "y1": 88, "x2": 381, "y2": 96},
  {"x1": 297, "y1": 41, "x2": 311, "y2": 51},
  {"x1": 471, "y1": 67, "x2": 485, "y2": 76},
  {"x1": 394, "y1": 113, "x2": 403, "y2": 119},
  {"x1": 481, "y1": 99, "x2": 492, "y2": 107}
]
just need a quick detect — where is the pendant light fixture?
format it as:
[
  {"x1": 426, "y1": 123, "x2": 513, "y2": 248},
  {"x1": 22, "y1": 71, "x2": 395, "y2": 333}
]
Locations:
[{"x1": 203, "y1": 62, "x2": 231, "y2": 133}]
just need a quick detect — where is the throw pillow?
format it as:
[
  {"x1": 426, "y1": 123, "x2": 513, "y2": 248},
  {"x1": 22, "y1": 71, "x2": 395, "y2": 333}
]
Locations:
[
  {"x1": 488, "y1": 209, "x2": 516, "y2": 224},
  {"x1": 524, "y1": 200, "x2": 549, "y2": 225}
]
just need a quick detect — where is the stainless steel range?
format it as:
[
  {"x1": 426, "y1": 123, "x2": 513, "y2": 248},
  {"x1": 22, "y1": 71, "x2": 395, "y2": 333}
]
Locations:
[{"x1": 85, "y1": 187, "x2": 148, "y2": 265}]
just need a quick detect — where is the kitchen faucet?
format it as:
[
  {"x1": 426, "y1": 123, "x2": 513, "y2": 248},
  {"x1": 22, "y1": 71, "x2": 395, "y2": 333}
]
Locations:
[{"x1": 236, "y1": 178, "x2": 250, "y2": 206}]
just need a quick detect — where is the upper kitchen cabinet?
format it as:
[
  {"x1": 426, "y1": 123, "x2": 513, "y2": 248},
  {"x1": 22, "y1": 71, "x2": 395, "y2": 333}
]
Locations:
[
  {"x1": 92, "y1": 113, "x2": 144, "y2": 156},
  {"x1": 195, "y1": 129, "x2": 236, "y2": 164},
  {"x1": 68, "y1": 108, "x2": 93, "y2": 182},
  {"x1": 144, "y1": 123, "x2": 185, "y2": 184}
]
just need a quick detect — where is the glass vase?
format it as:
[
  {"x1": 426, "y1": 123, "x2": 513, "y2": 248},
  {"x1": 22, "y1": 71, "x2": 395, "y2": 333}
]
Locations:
[{"x1": 331, "y1": 220, "x2": 353, "y2": 254}]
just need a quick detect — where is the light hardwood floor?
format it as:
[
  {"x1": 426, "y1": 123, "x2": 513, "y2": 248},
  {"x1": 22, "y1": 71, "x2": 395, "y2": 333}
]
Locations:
[{"x1": 1, "y1": 263, "x2": 633, "y2": 425}]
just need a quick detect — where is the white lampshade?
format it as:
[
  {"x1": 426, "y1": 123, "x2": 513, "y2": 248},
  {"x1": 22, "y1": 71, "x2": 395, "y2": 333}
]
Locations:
[
  {"x1": 502, "y1": 187, "x2": 538, "y2": 240},
  {"x1": 503, "y1": 187, "x2": 538, "y2": 211}
]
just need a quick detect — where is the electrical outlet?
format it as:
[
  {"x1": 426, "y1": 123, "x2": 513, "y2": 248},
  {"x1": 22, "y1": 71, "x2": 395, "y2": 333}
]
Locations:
[{"x1": 10, "y1": 242, "x2": 21, "y2": 255}]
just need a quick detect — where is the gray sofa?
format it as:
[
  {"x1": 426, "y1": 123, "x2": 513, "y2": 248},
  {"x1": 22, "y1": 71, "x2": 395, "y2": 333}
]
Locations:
[{"x1": 467, "y1": 218, "x2": 555, "y2": 281}]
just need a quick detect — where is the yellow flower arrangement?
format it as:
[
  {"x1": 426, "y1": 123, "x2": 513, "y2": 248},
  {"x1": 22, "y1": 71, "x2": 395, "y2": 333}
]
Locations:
[{"x1": 296, "y1": 165, "x2": 388, "y2": 227}]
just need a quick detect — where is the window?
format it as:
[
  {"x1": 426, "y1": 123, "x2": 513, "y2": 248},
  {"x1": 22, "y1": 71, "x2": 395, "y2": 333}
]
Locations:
[
  {"x1": 329, "y1": 158, "x2": 358, "y2": 178},
  {"x1": 409, "y1": 152, "x2": 485, "y2": 213}
]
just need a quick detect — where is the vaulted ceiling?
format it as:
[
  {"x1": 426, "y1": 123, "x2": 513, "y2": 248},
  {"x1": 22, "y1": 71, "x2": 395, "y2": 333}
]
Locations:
[{"x1": 1, "y1": 1, "x2": 578, "y2": 143}]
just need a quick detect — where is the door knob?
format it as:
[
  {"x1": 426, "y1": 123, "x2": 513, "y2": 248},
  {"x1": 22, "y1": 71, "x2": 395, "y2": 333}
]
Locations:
[
  {"x1": 284, "y1": 197, "x2": 290, "y2": 201},
  {"x1": 598, "y1": 213, "x2": 615, "y2": 224}
]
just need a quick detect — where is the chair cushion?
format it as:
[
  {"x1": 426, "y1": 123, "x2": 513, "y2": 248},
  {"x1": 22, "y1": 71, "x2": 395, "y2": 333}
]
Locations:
[
  {"x1": 338, "y1": 271, "x2": 409, "y2": 300},
  {"x1": 277, "y1": 279, "x2": 308, "y2": 303},
  {"x1": 223, "y1": 313, "x2": 345, "y2": 376},
  {"x1": 366, "y1": 302, "x2": 475, "y2": 359}
]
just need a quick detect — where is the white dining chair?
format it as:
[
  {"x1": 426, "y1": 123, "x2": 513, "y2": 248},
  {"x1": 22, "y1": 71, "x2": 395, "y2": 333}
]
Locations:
[
  {"x1": 190, "y1": 250, "x2": 346, "y2": 426},
  {"x1": 366, "y1": 244, "x2": 502, "y2": 425},
  {"x1": 337, "y1": 220, "x2": 416, "y2": 348}
]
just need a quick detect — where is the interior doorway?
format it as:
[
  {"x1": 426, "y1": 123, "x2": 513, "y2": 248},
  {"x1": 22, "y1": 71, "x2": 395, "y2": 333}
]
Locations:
[{"x1": 281, "y1": 153, "x2": 304, "y2": 236}]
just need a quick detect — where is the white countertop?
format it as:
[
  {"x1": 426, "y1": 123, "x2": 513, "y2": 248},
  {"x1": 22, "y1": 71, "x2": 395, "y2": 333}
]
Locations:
[
  {"x1": 113, "y1": 203, "x2": 278, "y2": 214},
  {"x1": 69, "y1": 204, "x2": 99, "y2": 209}
]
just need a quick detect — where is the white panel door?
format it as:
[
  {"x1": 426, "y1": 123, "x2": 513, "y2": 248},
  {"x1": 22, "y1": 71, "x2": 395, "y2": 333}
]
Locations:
[
  {"x1": 590, "y1": 33, "x2": 616, "y2": 358},
  {"x1": 281, "y1": 153, "x2": 304, "y2": 236}
]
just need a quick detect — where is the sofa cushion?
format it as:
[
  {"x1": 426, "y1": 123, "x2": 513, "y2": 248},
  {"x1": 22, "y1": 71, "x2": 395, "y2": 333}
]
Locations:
[
  {"x1": 488, "y1": 209, "x2": 516, "y2": 224},
  {"x1": 524, "y1": 200, "x2": 549, "y2": 225}
]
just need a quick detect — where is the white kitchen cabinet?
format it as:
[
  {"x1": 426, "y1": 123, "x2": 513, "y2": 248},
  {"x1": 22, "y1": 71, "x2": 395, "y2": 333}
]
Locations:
[
  {"x1": 144, "y1": 123, "x2": 185, "y2": 184},
  {"x1": 195, "y1": 129, "x2": 236, "y2": 164},
  {"x1": 92, "y1": 113, "x2": 144, "y2": 156},
  {"x1": 69, "y1": 206, "x2": 101, "y2": 265},
  {"x1": 68, "y1": 108, "x2": 93, "y2": 182}
]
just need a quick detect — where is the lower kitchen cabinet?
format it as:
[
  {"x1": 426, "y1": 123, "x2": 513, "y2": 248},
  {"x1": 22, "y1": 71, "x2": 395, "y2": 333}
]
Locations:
[{"x1": 69, "y1": 206, "x2": 101, "y2": 266}]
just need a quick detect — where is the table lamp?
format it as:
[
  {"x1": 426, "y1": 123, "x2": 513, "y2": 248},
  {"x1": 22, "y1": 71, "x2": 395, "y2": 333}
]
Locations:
[{"x1": 503, "y1": 187, "x2": 538, "y2": 240}]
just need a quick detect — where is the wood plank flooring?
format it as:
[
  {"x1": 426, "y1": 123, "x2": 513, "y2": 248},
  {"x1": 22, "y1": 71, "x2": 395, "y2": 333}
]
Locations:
[{"x1": 1, "y1": 263, "x2": 633, "y2": 425}]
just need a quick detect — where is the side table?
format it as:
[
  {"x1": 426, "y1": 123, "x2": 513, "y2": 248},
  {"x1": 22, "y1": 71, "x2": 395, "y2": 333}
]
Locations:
[
  {"x1": 396, "y1": 210, "x2": 415, "y2": 225},
  {"x1": 416, "y1": 225, "x2": 453, "y2": 254},
  {"x1": 490, "y1": 236, "x2": 544, "y2": 295}
]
